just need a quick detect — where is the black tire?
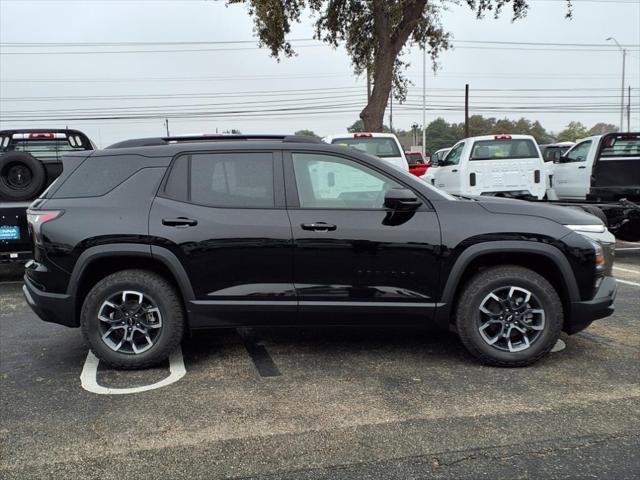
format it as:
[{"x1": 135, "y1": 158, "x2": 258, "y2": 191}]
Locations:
[
  {"x1": 455, "y1": 265, "x2": 563, "y2": 367},
  {"x1": 0, "y1": 152, "x2": 47, "y2": 201},
  {"x1": 80, "y1": 269, "x2": 184, "y2": 369}
]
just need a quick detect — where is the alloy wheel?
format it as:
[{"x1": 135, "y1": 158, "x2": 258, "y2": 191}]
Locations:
[
  {"x1": 477, "y1": 286, "x2": 546, "y2": 353},
  {"x1": 97, "y1": 290, "x2": 163, "y2": 354}
]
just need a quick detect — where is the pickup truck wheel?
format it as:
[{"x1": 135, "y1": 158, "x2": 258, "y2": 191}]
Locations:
[
  {"x1": 0, "y1": 152, "x2": 47, "y2": 201},
  {"x1": 80, "y1": 269, "x2": 184, "y2": 369},
  {"x1": 455, "y1": 266, "x2": 563, "y2": 367}
]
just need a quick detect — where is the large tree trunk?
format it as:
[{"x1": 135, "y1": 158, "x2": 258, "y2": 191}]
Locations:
[
  {"x1": 359, "y1": 0, "x2": 428, "y2": 132},
  {"x1": 359, "y1": 51, "x2": 394, "y2": 132}
]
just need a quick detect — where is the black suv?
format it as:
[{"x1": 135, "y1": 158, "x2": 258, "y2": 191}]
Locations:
[
  {"x1": 1, "y1": 129, "x2": 94, "y2": 262},
  {"x1": 23, "y1": 135, "x2": 617, "y2": 368}
]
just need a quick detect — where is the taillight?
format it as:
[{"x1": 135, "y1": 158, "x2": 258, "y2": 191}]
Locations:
[
  {"x1": 534, "y1": 170, "x2": 541, "y2": 183},
  {"x1": 470, "y1": 173, "x2": 476, "y2": 186},
  {"x1": 354, "y1": 133, "x2": 373, "y2": 138},
  {"x1": 28, "y1": 133, "x2": 55, "y2": 139},
  {"x1": 26, "y1": 210, "x2": 63, "y2": 245},
  {"x1": 494, "y1": 134, "x2": 512, "y2": 140}
]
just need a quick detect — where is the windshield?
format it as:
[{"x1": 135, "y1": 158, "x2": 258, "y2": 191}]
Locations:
[
  {"x1": 331, "y1": 137, "x2": 402, "y2": 158},
  {"x1": 470, "y1": 139, "x2": 539, "y2": 161},
  {"x1": 599, "y1": 134, "x2": 640, "y2": 158}
]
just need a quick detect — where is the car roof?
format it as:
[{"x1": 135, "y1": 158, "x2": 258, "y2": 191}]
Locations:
[
  {"x1": 466, "y1": 134, "x2": 536, "y2": 142},
  {"x1": 323, "y1": 133, "x2": 400, "y2": 141}
]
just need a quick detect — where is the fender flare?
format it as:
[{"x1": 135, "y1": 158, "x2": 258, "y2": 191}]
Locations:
[
  {"x1": 440, "y1": 241, "x2": 580, "y2": 307},
  {"x1": 67, "y1": 243, "x2": 195, "y2": 301}
]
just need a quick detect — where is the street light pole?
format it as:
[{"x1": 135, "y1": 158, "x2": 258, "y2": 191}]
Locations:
[
  {"x1": 606, "y1": 37, "x2": 627, "y2": 132},
  {"x1": 422, "y1": 46, "x2": 426, "y2": 156}
]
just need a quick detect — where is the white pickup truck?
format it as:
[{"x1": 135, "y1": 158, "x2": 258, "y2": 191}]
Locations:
[
  {"x1": 423, "y1": 134, "x2": 546, "y2": 200},
  {"x1": 322, "y1": 133, "x2": 409, "y2": 171}
]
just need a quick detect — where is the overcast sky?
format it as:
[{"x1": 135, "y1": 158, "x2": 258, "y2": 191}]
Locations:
[{"x1": 1, "y1": 0, "x2": 639, "y2": 147}]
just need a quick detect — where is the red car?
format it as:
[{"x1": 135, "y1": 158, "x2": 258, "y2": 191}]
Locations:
[{"x1": 405, "y1": 151, "x2": 428, "y2": 177}]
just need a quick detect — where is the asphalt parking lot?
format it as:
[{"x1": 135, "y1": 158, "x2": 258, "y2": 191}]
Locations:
[{"x1": 1, "y1": 245, "x2": 639, "y2": 479}]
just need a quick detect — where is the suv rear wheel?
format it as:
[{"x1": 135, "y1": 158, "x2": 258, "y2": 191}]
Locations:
[
  {"x1": 80, "y1": 269, "x2": 184, "y2": 369},
  {"x1": 455, "y1": 265, "x2": 563, "y2": 367}
]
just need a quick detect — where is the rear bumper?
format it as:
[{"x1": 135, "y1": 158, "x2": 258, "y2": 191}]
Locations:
[
  {"x1": 565, "y1": 276, "x2": 617, "y2": 334},
  {"x1": 23, "y1": 275, "x2": 77, "y2": 327}
]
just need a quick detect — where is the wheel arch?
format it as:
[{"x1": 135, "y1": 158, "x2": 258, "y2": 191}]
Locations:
[
  {"x1": 69, "y1": 244, "x2": 194, "y2": 326},
  {"x1": 437, "y1": 241, "x2": 580, "y2": 328}
]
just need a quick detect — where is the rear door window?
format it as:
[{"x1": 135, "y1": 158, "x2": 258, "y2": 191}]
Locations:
[{"x1": 188, "y1": 152, "x2": 274, "y2": 208}]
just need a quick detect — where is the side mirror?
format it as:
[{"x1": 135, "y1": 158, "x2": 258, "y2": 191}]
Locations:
[{"x1": 384, "y1": 188, "x2": 421, "y2": 211}]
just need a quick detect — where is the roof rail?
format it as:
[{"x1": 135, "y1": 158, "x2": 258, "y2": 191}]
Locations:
[{"x1": 106, "y1": 134, "x2": 321, "y2": 149}]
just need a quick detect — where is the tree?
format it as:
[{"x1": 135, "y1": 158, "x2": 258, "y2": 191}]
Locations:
[
  {"x1": 294, "y1": 129, "x2": 320, "y2": 138},
  {"x1": 347, "y1": 119, "x2": 390, "y2": 133},
  {"x1": 557, "y1": 121, "x2": 589, "y2": 142},
  {"x1": 589, "y1": 122, "x2": 618, "y2": 135},
  {"x1": 227, "y1": 1, "x2": 567, "y2": 132}
]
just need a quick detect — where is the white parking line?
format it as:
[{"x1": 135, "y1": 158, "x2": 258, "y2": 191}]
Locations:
[
  {"x1": 80, "y1": 346, "x2": 186, "y2": 395},
  {"x1": 617, "y1": 247, "x2": 640, "y2": 251},
  {"x1": 616, "y1": 279, "x2": 640, "y2": 287},
  {"x1": 614, "y1": 266, "x2": 640, "y2": 274}
]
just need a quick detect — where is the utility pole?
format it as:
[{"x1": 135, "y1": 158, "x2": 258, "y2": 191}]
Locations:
[
  {"x1": 464, "y1": 84, "x2": 470, "y2": 138},
  {"x1": 628, "y1": 86, "x2": 632, "y2": 132},
  {"x1": 422, "y1": 46, "x2": 426, "y2": 155},
  {"x1": 606, "y1": 37, "x2": 626, "y2": 132},
  {"x1": 165, "y1": 118, "x2": 170, "y2": 136}
]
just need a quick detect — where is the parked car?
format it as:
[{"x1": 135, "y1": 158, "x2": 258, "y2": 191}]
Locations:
[
  {"x1": 23, "y1": 134, "x2": 616, "y2": 369},
  {"x1": 405, "y1": 151, "x2": 428, "y2": 177},
  {"x1": 423, "y1": 134, "x2": 546, "y2": 200},
  {"x1": 0, "y1": 129, "x2": 94, "y2": 263},
  {"x1": 323, "y1": 133, "x2": 409, "y2": 171}
]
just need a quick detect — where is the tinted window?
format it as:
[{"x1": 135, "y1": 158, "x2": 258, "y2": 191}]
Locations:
[
  {"x1": 292, "y1": 152, "x2": 401, "y2": 209},
  {"x1": 330, "y1": 137, "x2": 401, "y2": 158},
  {"x1": 164, "y1": 155, "x2": 189, "y2": 202},
  {"x1": 53, "y1": 154, "x2": 147, "y2": 198},
  {"x1": 470, "y1": 139, "x2": 538, "y2": 161},
  {"x1": 189, "y1": 152, "x2": 274, "y2": 208}
]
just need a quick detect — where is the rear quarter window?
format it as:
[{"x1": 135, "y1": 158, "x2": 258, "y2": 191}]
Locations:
[
  {"x1": 52, "y1": 154, "x2": 155, "y2": 198},
  {"x1": 599, "y1": 134, "x2": 640, "y2": 158}
]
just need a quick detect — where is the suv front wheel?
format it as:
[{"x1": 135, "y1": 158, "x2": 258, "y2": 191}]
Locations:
[
  {"x1": 81, "y1": 269, "x2": 184, "y2": 369},
  {"x1": 455, "y1": 265, "x2": 563, "y2": 367}
]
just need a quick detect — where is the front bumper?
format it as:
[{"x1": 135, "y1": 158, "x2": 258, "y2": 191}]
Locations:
[
  {"x1": 565, "y1": 276, "x2": 617, "y2": 334},
  {"x1": 23, "y1": 275, "x2": 77, "y2": 328}
]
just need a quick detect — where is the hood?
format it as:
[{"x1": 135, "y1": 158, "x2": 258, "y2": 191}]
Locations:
[{"x1": 467, "y1": 195, "x2": 603, "y2": 226}]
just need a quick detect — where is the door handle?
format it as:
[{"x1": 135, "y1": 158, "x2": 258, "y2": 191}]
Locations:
[
  {"x1": 301, "y1": 222, "x2": 337, "y2": 232},
  {"x1": 578, "y1": 166, "x2": 586, "y2": 169},
  {"x1": 451, "y1": 169, "x2": 458, "y2": 172},
  {"x1": 162, "y1": 217, "x2": 198, "y2": 227}
]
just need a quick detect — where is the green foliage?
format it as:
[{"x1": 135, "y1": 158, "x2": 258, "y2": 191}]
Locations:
[
  {"x1": 226, "y1": 1, "x2": 569, "y2": 131},
  {"x1": 294, "y1": 129, "x2": 320, "y2": 138},
  {"x1": 347, "y1": 119, "x2": 390, "y2": 133},
  {"x1": 557, "y1": 121, "x2": 589, "y2": 142},
  {"x1": 589, "y1": 122, "x2": 618, "y2": 135}
]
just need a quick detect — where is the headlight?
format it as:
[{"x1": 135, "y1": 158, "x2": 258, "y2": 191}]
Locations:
[{"x1": 564, "y1": 224, "x2": 606, "y2": 234}]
